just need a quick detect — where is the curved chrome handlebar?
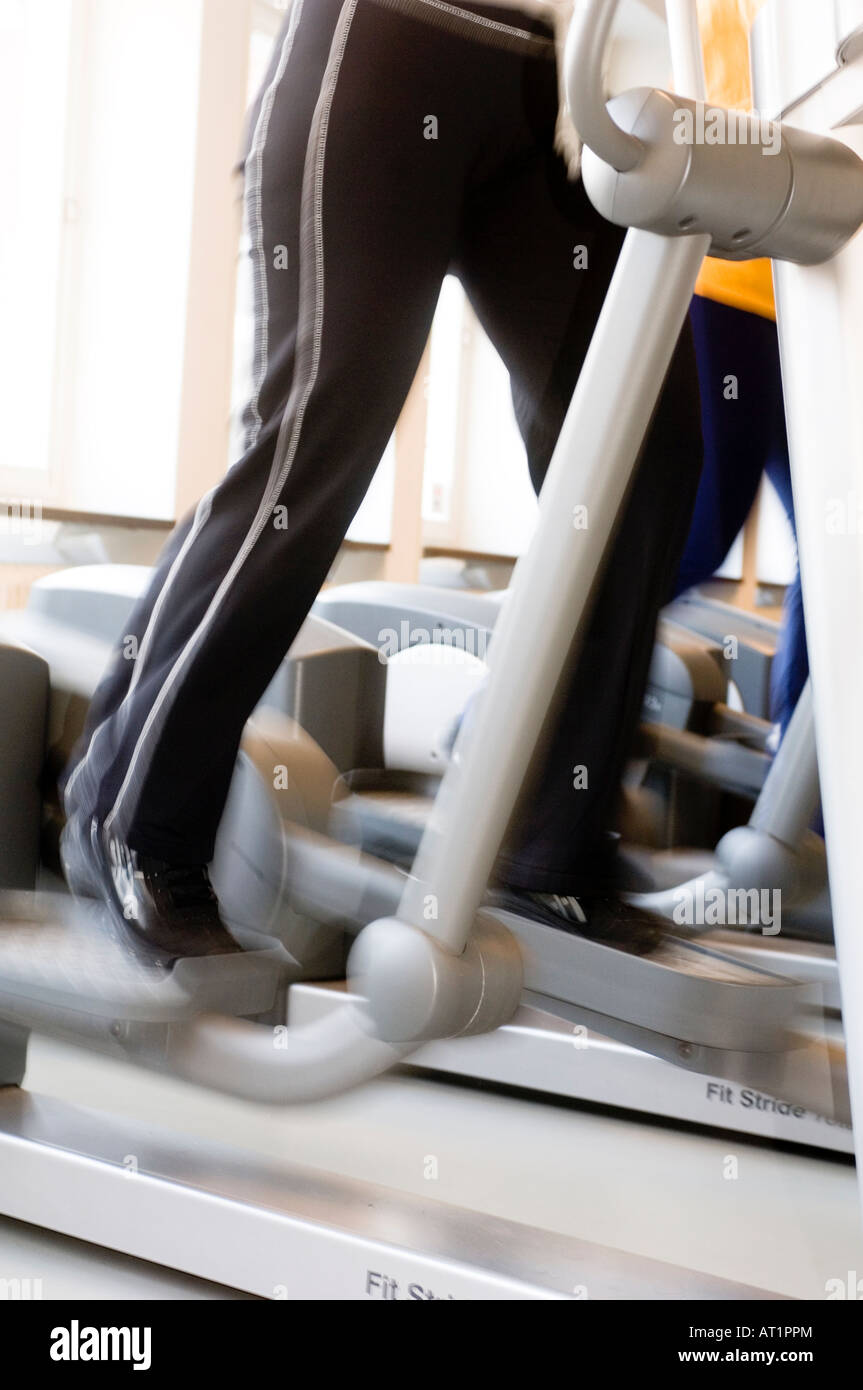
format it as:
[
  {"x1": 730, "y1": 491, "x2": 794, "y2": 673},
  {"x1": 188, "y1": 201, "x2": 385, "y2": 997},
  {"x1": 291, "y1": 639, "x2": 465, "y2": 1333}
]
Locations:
[
  {"x1": 566, "y1": 0, "x2": 643, "y2": 172},
  {"x1": 566, "y1": 0, "x2": 706, "y2": 171},
  {"x1": 167, "y1": 1004, "x2": 415, "y2": 1105}
]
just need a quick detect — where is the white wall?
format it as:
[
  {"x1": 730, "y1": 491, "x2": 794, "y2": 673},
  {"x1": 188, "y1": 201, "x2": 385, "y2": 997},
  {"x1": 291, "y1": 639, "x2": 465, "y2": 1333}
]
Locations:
[
  {"x1": 756, "y1": 476, "x2": 797, "y2": 585},
  {"x1": 346, "y1": 436, "x2": 396, "y2": 545},
  {"x1": 454, "y1": 313, "x2": 538, "y2": 556}
]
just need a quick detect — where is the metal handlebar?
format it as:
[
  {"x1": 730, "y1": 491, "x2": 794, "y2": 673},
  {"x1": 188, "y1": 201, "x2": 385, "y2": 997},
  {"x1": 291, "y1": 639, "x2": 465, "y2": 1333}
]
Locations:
[
  {"x1": 565, "y1": 0, "x2": 706, "y2": 170},
  {"x1": 565, "y1": 0, "x2": 643, "y2": 172},
  {"x1": 571, "y1": 0, "x2": 863, "y2": 265}
]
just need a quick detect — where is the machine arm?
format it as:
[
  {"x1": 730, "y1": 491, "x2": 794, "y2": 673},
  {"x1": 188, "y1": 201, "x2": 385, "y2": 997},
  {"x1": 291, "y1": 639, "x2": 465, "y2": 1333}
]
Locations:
[{"x1": 570, "y1": 0, "x2": 863, "y2": 265}]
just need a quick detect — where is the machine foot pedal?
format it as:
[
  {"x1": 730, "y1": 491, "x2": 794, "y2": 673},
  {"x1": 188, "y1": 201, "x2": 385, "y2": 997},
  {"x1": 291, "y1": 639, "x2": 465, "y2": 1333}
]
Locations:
[{"x1": 0, "y1": 891, "x2": 288, "y2": 1022}]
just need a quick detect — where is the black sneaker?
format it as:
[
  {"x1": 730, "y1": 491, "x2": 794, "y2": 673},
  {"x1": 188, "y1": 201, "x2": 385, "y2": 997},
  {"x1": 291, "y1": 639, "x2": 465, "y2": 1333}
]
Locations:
[
  {"x1": 60, "y1": 816, "x2": 241, "y2": 965},
  {"x1": 492, "y1": 888, "x2": 666, "y2": 957}
]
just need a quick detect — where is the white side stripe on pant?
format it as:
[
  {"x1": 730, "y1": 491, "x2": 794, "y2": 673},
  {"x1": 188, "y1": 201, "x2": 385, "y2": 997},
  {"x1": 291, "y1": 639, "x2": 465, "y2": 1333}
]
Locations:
[{"x1": 244, "y1": 0, "x2": 307, "y2": 449}]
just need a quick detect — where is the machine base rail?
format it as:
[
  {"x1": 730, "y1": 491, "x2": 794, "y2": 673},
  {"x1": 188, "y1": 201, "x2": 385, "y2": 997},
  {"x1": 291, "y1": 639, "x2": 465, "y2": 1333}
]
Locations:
[
  {"x1": 0, "y1": 1088, "x2": 782, "y2": 1301},
  {"x1": 293, "y1": 984, "x2": 853, "y2": 1154}
]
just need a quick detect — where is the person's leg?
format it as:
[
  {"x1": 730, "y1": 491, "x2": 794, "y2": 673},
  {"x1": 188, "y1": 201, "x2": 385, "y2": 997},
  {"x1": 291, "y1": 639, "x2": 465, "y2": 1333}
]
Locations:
[
  {"x1": 769, "y1": 562, "x2": 808, "y2": 734},
  {"x1": 62, "y1": 512, "x2": 196, "y2": 819},
  {"x1": 673, "y1": 296, "x2": 772, "y2": 598},
  {"x1": 63, "y1": 25, "x2": 291, "y2": 821},
  {"x1": 765, "y1": 423, "x2": 810, "y2": 734},
  {"x1": 63, "y1": 2, "x2": 334, "y2": 822},
  {"x1": 671, "y1": 297, "x2": 809, "y2": 733},
  {"x1": 68, "y1": 0, "x2": 557, "y2": 872},
  {"x1": 452, "y1": 62, "x2": 704, "y2": 894}
]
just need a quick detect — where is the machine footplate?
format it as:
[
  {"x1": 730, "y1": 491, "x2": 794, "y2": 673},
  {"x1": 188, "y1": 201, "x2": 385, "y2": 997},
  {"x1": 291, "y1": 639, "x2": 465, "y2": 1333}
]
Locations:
[
  {"x1": 496, "y1": 910, "x2": 810, "y2": 1054},
  {"x1": 0, "y1": 892, "x2": 287, "y2": 1022}
]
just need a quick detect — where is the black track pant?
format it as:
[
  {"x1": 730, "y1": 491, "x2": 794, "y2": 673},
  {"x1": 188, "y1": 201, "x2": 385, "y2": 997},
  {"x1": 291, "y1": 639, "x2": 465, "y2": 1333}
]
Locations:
[{"x1": 64, "y1": 0, "x2": 702, "y2": 894}]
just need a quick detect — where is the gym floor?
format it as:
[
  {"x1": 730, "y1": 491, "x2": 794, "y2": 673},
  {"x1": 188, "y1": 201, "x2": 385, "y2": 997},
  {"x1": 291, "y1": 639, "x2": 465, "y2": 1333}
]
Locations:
[{"x1": 1, "y1": 1035, "x2": 860, "y2": 1300}]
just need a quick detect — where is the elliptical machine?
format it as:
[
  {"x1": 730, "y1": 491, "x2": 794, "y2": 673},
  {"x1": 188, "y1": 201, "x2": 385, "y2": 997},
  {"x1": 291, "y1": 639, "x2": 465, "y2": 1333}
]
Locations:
[{"x1": 0, "y1": 0, "x2": 862, "y2": 1295}]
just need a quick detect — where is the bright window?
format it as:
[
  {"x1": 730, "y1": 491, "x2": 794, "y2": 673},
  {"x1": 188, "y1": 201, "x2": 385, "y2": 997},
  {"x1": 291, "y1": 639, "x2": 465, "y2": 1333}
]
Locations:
[
  {"x1": 0, "y1": 0, "x2": 74, "y2": 484},
  {"x1": 422, "y1": 277, "x2": 537, "y2": 558},
  {"x1": 0, "y1": 0, "x2": 257, "y2": 522}
]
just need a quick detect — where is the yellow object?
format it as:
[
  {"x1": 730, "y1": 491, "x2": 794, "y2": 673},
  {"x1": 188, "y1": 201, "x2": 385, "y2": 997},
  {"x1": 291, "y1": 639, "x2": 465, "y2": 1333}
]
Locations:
[{"x1": 693, "y1": 0, "x2": 775, "y2": 320}]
